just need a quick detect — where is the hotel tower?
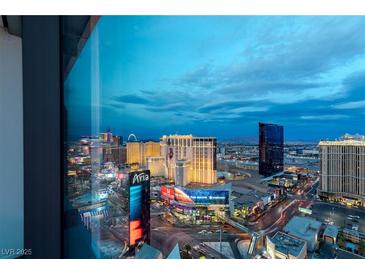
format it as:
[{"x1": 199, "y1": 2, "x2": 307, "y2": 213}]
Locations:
[
  {"x1": 319, "y1": 134, "x2": 365, "y2": 207},
  {"x1": 161, "y1": 134, "x2": 217, "y2": 185}
]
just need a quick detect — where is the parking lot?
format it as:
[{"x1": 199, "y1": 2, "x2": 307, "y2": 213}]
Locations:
[{"x1": 311, "y1": 201, "x2": 365, "y2": 232}]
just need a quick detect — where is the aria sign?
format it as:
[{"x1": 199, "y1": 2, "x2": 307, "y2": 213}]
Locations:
[
  {"x1": 130, "y1": 171, "x2": 150, "y2": 185},
  {"x1": 128, "y1": 170, "x2": 151, "y2": 252}
]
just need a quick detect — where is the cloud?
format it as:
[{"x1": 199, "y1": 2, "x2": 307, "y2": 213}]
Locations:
[
  {"x1": 102, "y1": 17, "x2": 365, "y2": 140},
  {"x1": 145, "y1": 103, "x2": 188, "y2": 112},
  {"x1": 300, "y1": 114, "x2": 349, "y2": 120},
  {"x1": 139, "y1": 89, "x2": 155, "y2": 95},
  {"x1": 108, "y1": 103, "x2": 126, "y2": 110},
  {"x1": 198, "y1": 100, "x2": 269, "y2": 114},
  {"x1": 112, "y1": 94, "x2": 150, "y2": 104},
  {"x1": 332, "y1": 100, "x2": 365, "y2": 110},
  {"x1": 177, "y1": 64, "x2": 218, "y2": 89},
  {"x1": 175, "y1": 17, "x2": 365, "y2": 105}
]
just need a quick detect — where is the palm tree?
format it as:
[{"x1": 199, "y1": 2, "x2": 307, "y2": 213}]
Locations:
[
  {"x1": 180, "y1": 244, "x2": 192, "y2": 259},
  {"x1": 337, "y1": 232, "x2": 345, "y2": 249},
  {"x1": 184, "y1": 244, "x2": 192, "y2": 255}
]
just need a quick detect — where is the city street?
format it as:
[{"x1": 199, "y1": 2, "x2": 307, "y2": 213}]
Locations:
[
  {"x1": 311, "y1": 201, "x2": 365, "y2": 232},
  {"x1": 150, "y1": 214, "x2": 249, "y2": 258}
]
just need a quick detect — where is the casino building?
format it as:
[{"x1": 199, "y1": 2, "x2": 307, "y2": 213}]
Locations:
[
  {"x1": 161, "y1": 134, "x2": 217, "y2": 185},
  {"x1": 126, "y1": 141, "x2": 161, "y2": 167},
  {"x1": 318, "y1": 134, "x2": 365, "y2": 207},
  {"x1": 126, "y1": 134, "x2": 218, "y2": 185},
  {"x1": 160, "y1": 184, "x2": 230, "y2": 224}
]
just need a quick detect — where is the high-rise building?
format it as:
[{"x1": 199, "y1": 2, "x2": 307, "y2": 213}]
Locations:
[
  {"x1": 127, "y1": 142, "x2": 143, "y2": 165},
  {"x1": 142, "y1": 141, "x2": 161, "y2": 167},
  {"x1": 318, "y1": 134, "x2": 365, "y2": 207},
  {"x1": 113, "y1": 135, "x2": 122, "y2": 146},
  {"x1": 259, "y1": 122, "x2": 284, "y2": 176},
  {"x1": 146, "y1": 156, "x2": 166, "y2": 177},
  {"x1": 126, "y1": 141, "x2": 161, "y2": 167},
  {"x1": 161, "y1": 134, "x2": 217, "y2": 185},
  {"x1": 110, "y1": 146, "x2": 126, "y2": 165},
  {"x1": 175, "y1": 160, "x2": 191, "y2": 186},
  {"x1": 100, "y1": 128, "x2": 113, "y2": 144}
]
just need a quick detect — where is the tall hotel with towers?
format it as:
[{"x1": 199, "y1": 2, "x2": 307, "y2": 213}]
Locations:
[
  {"x1": 161, "y1": 135, "x2": 217, "y2": 186},
  {"x1": 318, "y1": 134, "x2": 365, "y2": 207}
]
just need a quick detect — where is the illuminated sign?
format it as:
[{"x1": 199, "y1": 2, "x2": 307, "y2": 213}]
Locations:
[
  {"x1": 298, "y1": 207, "x2": 312, "y2": 215},
  {"x1": 95, "y1": 189, "x2": 108, "y2": 201},
  {"x1": 128, "y1": 170, "x2": 150, "y2": 251},
  {"x1": 131, "y1": 171, "x2": 149, "y2": 185},
  {"x1": 174, "y1": 187, "x2": 229, "y2": 205},
  {"x1": 161, "y1": 185, "x2": 175, "y2": 200},
  {"x1": 174, "y1": 187, "x2": 194, "y2": 204},
  {"x1": 117, "y1": 172, "x2": 125, "y2": 180}
]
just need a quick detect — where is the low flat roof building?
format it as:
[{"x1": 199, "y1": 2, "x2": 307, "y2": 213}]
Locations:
[
  {"x1": 323, "y1": 224, "x2": 339, "y2": 244},
  {"x1": 266, "y1": 231, "x2": 307, "y2": 259},
  {"x1": 232, "y1": 191, "x2": 264, "y2": 211},
  {"x1": 283, "y1": 216, "x2": 322, "y2": 252},
  {"x1": 342, "y1": 228, "x2": 365, "y2": 244}
]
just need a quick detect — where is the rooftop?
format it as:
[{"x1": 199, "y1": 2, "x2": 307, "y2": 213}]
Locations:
[
  {"x1": 341, "y1": 133, "x2": 365, "y2": 141},
  {"x1": 162, "y1": 134, "x2": 216, "y2": 139},
  {"x1": 319, "y1": 134, "x2": 365, "y2": 146},
  {"x1": 323, "y1": 224, "x2": 339, "y2": 239},
  {"x1": 232, "y1": 190, "x2": 265, "y2": 207},
  {"x1": 184, "y1": 182, "x2": 232, "y2": 191},
  {"x1": 269, "y1": 231, "x2": 306, "y2": 257},
  {"x1": 284, "y1": 216, "x2": 322, "y2": 242}
]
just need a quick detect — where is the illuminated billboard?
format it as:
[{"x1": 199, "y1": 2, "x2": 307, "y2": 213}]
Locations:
[
  {"x1": 174, "y1": 187, "x2": 229, "y2": 205},
  {"x1": 128, "y1": 170, "x2": 150, "y2": 251},
  {"x1": 298, "y1": 207, "x2": 312, "y2": 215},
  {"x1": 95, "y1": 189, "x2": 108, "y2": 201},
  {"x1": 161, "y1": 185, "x2": 175, "y2": 200}
]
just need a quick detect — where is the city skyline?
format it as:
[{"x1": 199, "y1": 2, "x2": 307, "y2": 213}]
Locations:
[{"x1": 65, "y1": 16, "x2": 365, "y2": 142}]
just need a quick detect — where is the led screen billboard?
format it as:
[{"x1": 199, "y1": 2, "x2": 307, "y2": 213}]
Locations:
[
  {"x1": 160, "y1": 185, "x2": 175, "y2": 200},
  {"x1": 128, "y1": 170, "x2": 150, "y2": 251},
  {"x1": 174, "y1": 187, "x2": 229, "y2": 205}
]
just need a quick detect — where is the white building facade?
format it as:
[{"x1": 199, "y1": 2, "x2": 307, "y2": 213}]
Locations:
[{"x1": 319, "y1": 135, "x2": 365, "y2": 207}]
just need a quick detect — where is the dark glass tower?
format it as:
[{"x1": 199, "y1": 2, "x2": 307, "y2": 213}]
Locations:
[{"x1": 259, "y1": 122, "x2": 284, "y2": 176}]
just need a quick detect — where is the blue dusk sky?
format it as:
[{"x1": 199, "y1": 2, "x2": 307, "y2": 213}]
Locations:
[{"x1": 65, "y1": 16, "x2": 365, "y2": 142}]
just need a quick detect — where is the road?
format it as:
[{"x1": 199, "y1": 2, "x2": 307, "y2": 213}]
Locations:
[
  {"x1": 150, "y1": 214, "x2": 249, "y2": 258},
  {"x1": 311, "y1": 201, "x2": 365, "y2": 233}
]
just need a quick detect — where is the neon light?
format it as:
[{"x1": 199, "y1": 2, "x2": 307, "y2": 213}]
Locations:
[{"x1": 129, "y1": 220, "x2": 143, "y2": 245}]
